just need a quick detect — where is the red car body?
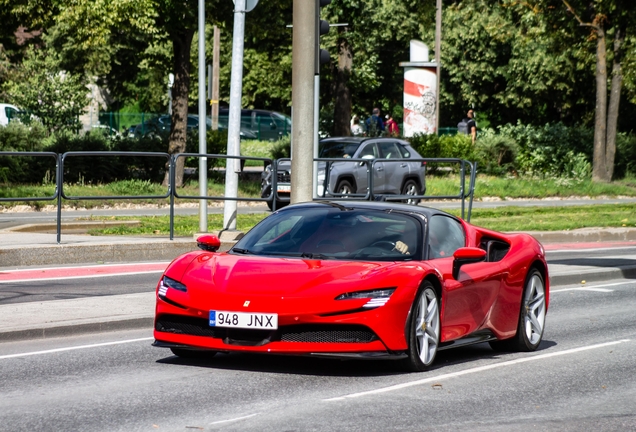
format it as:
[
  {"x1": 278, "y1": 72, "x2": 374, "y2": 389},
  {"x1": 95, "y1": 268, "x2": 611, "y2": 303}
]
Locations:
[{"x1": 154, "y1": 202, "x2": 549, "y2": 369}]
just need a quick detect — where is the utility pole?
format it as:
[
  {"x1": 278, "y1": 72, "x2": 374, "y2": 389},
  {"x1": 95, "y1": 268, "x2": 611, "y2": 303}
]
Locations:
[
  {"x1": 198, "y1": 0, "x2": 207, "y2": 233},
  {"x1": 435, "y1": 0, "x2": 442, "y2": 133},
  {"x1": 291, "y1": 0, "x2": 318, "y2": 204}
]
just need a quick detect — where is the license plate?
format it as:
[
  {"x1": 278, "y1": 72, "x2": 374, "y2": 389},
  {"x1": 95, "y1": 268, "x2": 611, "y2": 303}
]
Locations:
[
  {"x1": 209, "y1": 310, "x2": 278, "y2": 330},
  {"x1": 277, "y1": 185, "x2": 291, "y2": 193}
]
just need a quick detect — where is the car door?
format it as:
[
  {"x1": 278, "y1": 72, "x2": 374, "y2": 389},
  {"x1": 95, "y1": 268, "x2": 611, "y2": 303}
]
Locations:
[
  {"x1": 377, "y1": 141, "x2": 408, "y2": 194},
  {"x1": 428, "y1": 215, "x2": 504, "y2": 342},
  {"x1": 352, "y1": 142, "x2": 383, "y2": 194}
]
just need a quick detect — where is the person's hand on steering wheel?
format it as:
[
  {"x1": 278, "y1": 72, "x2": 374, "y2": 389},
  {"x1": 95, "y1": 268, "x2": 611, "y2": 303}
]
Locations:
[{"x1": 393, "y1": 240, "x2": 410, "y2": 255}]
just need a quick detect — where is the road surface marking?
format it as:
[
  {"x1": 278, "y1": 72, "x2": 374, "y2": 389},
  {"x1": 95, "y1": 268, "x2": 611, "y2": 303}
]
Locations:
[
  {"x1": 0, "y1": 262, "x2": 169, "y2": 283},
  {"x1": 0, "y1": 271, "x2": 163, "y2": 284},
  {"x1": 208, "y1": 413, "x2": 260, "y2": 425},
  {"x1": 552, "y1": 281, "x2": 636, "y2": 293},
  {"x1": 0, "y1": 337, "x2": 153, "y2": 360},
  {"x1": 324, "y1": 339, "x2": 631, "y2": 401},
  {"x1": 552, "y1": 287, "x2": 614, "y2": 293}
]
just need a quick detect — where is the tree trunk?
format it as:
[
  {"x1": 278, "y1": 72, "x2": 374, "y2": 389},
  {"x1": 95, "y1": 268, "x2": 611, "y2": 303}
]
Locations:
[
  {"x1": 605, "y1": 25, "x2": 625, "y2": 181},
  {"x1": 591, "y1": 26, "x2": 608, "y2": 183},
  {"x1": 162, "y1": 28, "x2": 195, "y2": 188},
  {"x1": 332, "y1": 34, "x2": 352, "y2": 137}
]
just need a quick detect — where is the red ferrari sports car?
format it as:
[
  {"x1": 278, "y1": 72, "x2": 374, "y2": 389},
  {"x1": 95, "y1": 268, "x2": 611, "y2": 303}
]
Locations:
[{"x1": 153, "y1": 201, "x2": 549, "y2": 371}]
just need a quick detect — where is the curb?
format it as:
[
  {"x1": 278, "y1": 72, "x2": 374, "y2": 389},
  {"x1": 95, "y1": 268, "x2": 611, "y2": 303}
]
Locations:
[
  {"x1": 0, "y1": 317, "x2": 154, "y2": 343},
  {"x1": 523, "y1": 227, "x2": 636, "y2": 244},
  {"x1": 549, "y1": 264, "x2": 636, "y2": 287}
]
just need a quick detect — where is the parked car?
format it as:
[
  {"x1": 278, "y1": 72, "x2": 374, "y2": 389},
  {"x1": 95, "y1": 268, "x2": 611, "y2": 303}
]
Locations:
[
  {"x1": 218, "y1": 108, "x2": 291, "y2": 141},
  {"x1": 90, "y1": 124, "x2": 120, "y2": 138},
  {"x1": 153, "y1": 201, "x2": 549, "y2": 372},
  {"x1": 134, "y1": 114, "x2": 257, "y2": 140},
  {"x1": 261, "y1": 137, "x2": 427, "y2": 211},
  {"x1": 0, "y1": 103, "x2": 21, "y2": 126}
]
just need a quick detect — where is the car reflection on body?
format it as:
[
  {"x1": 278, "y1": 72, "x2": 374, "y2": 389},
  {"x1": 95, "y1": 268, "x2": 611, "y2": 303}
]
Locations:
[{"x1": 153, "y1": 201, "x2": 549, "y2": 371}]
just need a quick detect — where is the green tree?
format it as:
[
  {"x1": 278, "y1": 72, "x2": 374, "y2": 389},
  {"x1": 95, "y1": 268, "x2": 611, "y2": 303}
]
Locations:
[
  {"x1": 4, "y1": 44, "x2": 87, "y2": 133},
  {"x1": 557, "y1": 0, "x2": 634, "y2": 182}
]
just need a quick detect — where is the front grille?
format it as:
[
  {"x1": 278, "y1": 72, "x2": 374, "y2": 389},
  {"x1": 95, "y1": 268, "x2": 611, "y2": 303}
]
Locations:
[
  {"x1": 280, "y1": 325, "x2": 378, "y2": 343},
  {"x1": 277, "y1": 171, "x2": 291, "y2": 183},
  {"x1": 156, "y1": 315, "x2": 222, "y2": 338},
  {"x1": 157, "y1": 315, "x2": 378, "y2": 344}
]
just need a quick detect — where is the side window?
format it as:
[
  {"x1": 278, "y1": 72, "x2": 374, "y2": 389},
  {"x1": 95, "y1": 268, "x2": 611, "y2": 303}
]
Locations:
[
  {"x1": 398, "y1": 144, "x2": 411, "y2": 158},
  {"x1": 428, "y1": 215, "x2": 465, "y2": 259},
  {"x1": 358, "y1": 143, "x2": 378, "y2": 159},
  {"x1": 378, "y1": 142, "x2": 402, "y2": 159}
]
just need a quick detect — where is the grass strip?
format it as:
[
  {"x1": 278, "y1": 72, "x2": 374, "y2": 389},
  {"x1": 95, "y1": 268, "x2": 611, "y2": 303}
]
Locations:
[{"x1": 84, "y1": 203, "x2": 636, "y2": 237}]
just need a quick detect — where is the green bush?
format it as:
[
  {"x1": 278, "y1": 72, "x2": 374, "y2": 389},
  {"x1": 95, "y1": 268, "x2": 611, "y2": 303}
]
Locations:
[
  {"x1": 270, "y1": 136, "x2": 291, "y2": 160},
  {"x1": 500, "y1": 121, "x2": 593, "y2": 178},
  {"x1": 407, "y1": 133, "x2": 474, "y2": 159},
  {"x1": 615, "y1": 133, "x2": 636, "y2": 178},
  {"x1": 0, "y1": 122, "x2": 55, "y2": 184},
  {"x1": 474, "y1": 129, "x2": 519, "y2": 175}
]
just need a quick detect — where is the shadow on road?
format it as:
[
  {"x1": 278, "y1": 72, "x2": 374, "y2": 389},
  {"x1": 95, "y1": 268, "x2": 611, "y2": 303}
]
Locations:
[{"x1": 155, "y1": 340, "x2": 559, "y2": 377}]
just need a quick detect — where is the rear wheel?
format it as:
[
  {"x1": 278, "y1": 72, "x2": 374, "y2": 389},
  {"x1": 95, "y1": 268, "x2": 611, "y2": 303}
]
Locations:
[
  {"x1": 335, "y1": 179, "x2": 354, "y2": 198},
  {"x1": 401, "y1": 179, "x2": 421, "y2": 205},
  {"x1": 489, "y1": 268, "x2": 546, "y2": 352},
  {"x1": 402, "y1": 282, "x2": 440, "y2": 372},
  {"x1": 170, "y1": 348, "x2": 217, "y2": 359}
]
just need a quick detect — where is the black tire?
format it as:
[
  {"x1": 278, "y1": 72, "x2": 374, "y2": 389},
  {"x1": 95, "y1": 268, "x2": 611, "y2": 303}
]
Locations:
[
  {"x1": 335, "y1": 179, "x2": 354, "y2": 198},
  {"x1": 170, "y1": 348, "x2": 217, "y2": 359},
  {"x1": 266, "y1": 198, "x2": 288, "y2": 211},
  {"x1": 489, "y1": 268, "x2": 547, "y2": 352},
  {"x1": 401, "y1": 281, "x2": 440, "y2": 372},
  {"x1": 402, "y1": 179, "x2": 421, "y2": 205}
]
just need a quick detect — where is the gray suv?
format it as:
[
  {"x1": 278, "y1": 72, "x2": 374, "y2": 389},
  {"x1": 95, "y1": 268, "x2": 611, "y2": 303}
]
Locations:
[{"x1": 261, "y1": 137, "x2": 426, "y2": 210}]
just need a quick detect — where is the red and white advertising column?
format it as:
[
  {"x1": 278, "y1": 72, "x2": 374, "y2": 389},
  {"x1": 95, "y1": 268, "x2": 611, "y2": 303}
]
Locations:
[{"x1": 400, "y1": 40, "x2": 438, "y2": 137}]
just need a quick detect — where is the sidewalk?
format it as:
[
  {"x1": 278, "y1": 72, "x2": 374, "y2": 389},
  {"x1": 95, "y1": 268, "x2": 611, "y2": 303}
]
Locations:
[{"x1": 1, "y1": 226, "x2": 636, "y2": 343}]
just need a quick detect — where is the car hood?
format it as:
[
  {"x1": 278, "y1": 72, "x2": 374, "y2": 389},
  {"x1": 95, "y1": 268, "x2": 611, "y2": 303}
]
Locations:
[{"x1": 184, "y1": 253, "x2": 400, "y2": 295}]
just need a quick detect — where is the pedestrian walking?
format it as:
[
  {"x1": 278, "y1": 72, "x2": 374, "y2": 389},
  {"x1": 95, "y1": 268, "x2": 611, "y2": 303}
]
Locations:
[
  {"x1": 385, "y1": 114, "x2": 399, "y2": 137},
  {"x1": 365, "y1": 107, "x2": 385, "y2": 136},
  {"x1": 457, "y1": 109, "x2": 477, "y2": 144}
]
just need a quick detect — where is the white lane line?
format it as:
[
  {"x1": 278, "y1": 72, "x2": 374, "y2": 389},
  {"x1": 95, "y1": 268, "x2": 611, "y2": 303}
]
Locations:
[
  {"x1": 0, "y1": 271, "x2": 163, "y2": 284},
  {"x1": 548, "y1": 246, "x2": 636, "y2": 253},
  {"x1": 552, "y1": 287, "x2": 614, "y2": 293},
  {"x1": 0, "y1": 337, "x2": 154, "y2": 360},
  {"x1": 208, "y1": 413, "x2": 260, "y2": 425},
  {"x1": 556, "y1": 281, "x2": 635, "y2": 290},
  {"x1": 324, "y1": 339, "x2": 631, "y2": 402}
]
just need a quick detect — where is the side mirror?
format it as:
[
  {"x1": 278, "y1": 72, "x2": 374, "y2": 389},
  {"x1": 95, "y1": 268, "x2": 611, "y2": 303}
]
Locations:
[
  {"x1": 452, "y1": 247, "x2": 487, "y2": 279},
  {"x1": 197, "y1": 235, "x2": 221, "y2": 252}
]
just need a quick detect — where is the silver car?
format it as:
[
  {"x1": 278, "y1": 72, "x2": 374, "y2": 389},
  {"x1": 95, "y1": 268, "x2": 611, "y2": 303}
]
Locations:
[{"x1": 261, "y1": 137, "x2": 426, "y2": 210}]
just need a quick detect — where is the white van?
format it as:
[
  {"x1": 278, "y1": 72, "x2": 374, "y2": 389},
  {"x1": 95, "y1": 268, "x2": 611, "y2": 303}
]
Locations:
[{"x1": 0, "y1": 103, "x2": 21, "y2": 126}]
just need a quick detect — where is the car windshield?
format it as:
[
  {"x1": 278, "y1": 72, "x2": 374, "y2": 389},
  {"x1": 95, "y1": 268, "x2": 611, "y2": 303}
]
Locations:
[
  {"x1": 232, "y1": 206, "x2": 422, "y2": 261},
  {"x1": 319, "y1": 141, "x2": 362, "y2": 158}
]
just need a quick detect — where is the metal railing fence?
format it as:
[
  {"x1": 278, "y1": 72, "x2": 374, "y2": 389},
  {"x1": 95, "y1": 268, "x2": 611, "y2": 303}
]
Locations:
[{"x1": 0, "y1": 151, "x2": 476, "y2": 243}]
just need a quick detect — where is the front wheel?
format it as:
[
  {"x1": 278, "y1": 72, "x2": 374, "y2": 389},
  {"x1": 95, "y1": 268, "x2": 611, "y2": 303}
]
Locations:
[
  {"x1": 402, "y1": 282, "x2": 440, "y2": 372},
  {"x1": 489, "y1": 268, "x2": 546, "y2": 352},
  {"x1": 401, "y1": 179, "x2": 421, "y2": 205},
  {"x1": 335, "y1": 179, "x2": 354, "y2": 198}
]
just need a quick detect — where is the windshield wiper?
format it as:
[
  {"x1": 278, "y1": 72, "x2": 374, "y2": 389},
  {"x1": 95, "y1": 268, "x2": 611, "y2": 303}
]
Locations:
[
  {"x1": 231, "y1": 247, "x2": 252, "y2": 254},
  {"x1": 257, "y1": 251, "x2": 333, "y2": 259}
]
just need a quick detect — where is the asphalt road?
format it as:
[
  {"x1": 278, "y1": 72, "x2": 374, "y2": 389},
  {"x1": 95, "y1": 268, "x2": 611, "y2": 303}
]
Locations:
[
  {"x1": 3, "y1": 247, "x2": 636, "y2": 305},
  {"x1": 1, "y1": 276, "x2": 635, "y2": 431}
]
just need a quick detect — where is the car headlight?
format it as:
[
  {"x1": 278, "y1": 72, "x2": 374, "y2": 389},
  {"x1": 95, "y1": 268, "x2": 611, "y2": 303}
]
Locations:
[
  {"x1": 159, "y1": 276, "x2": 187, "y2": 295},
  {"x1": 335, "y1": 288, "x2": 396, "y2": 308}
]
